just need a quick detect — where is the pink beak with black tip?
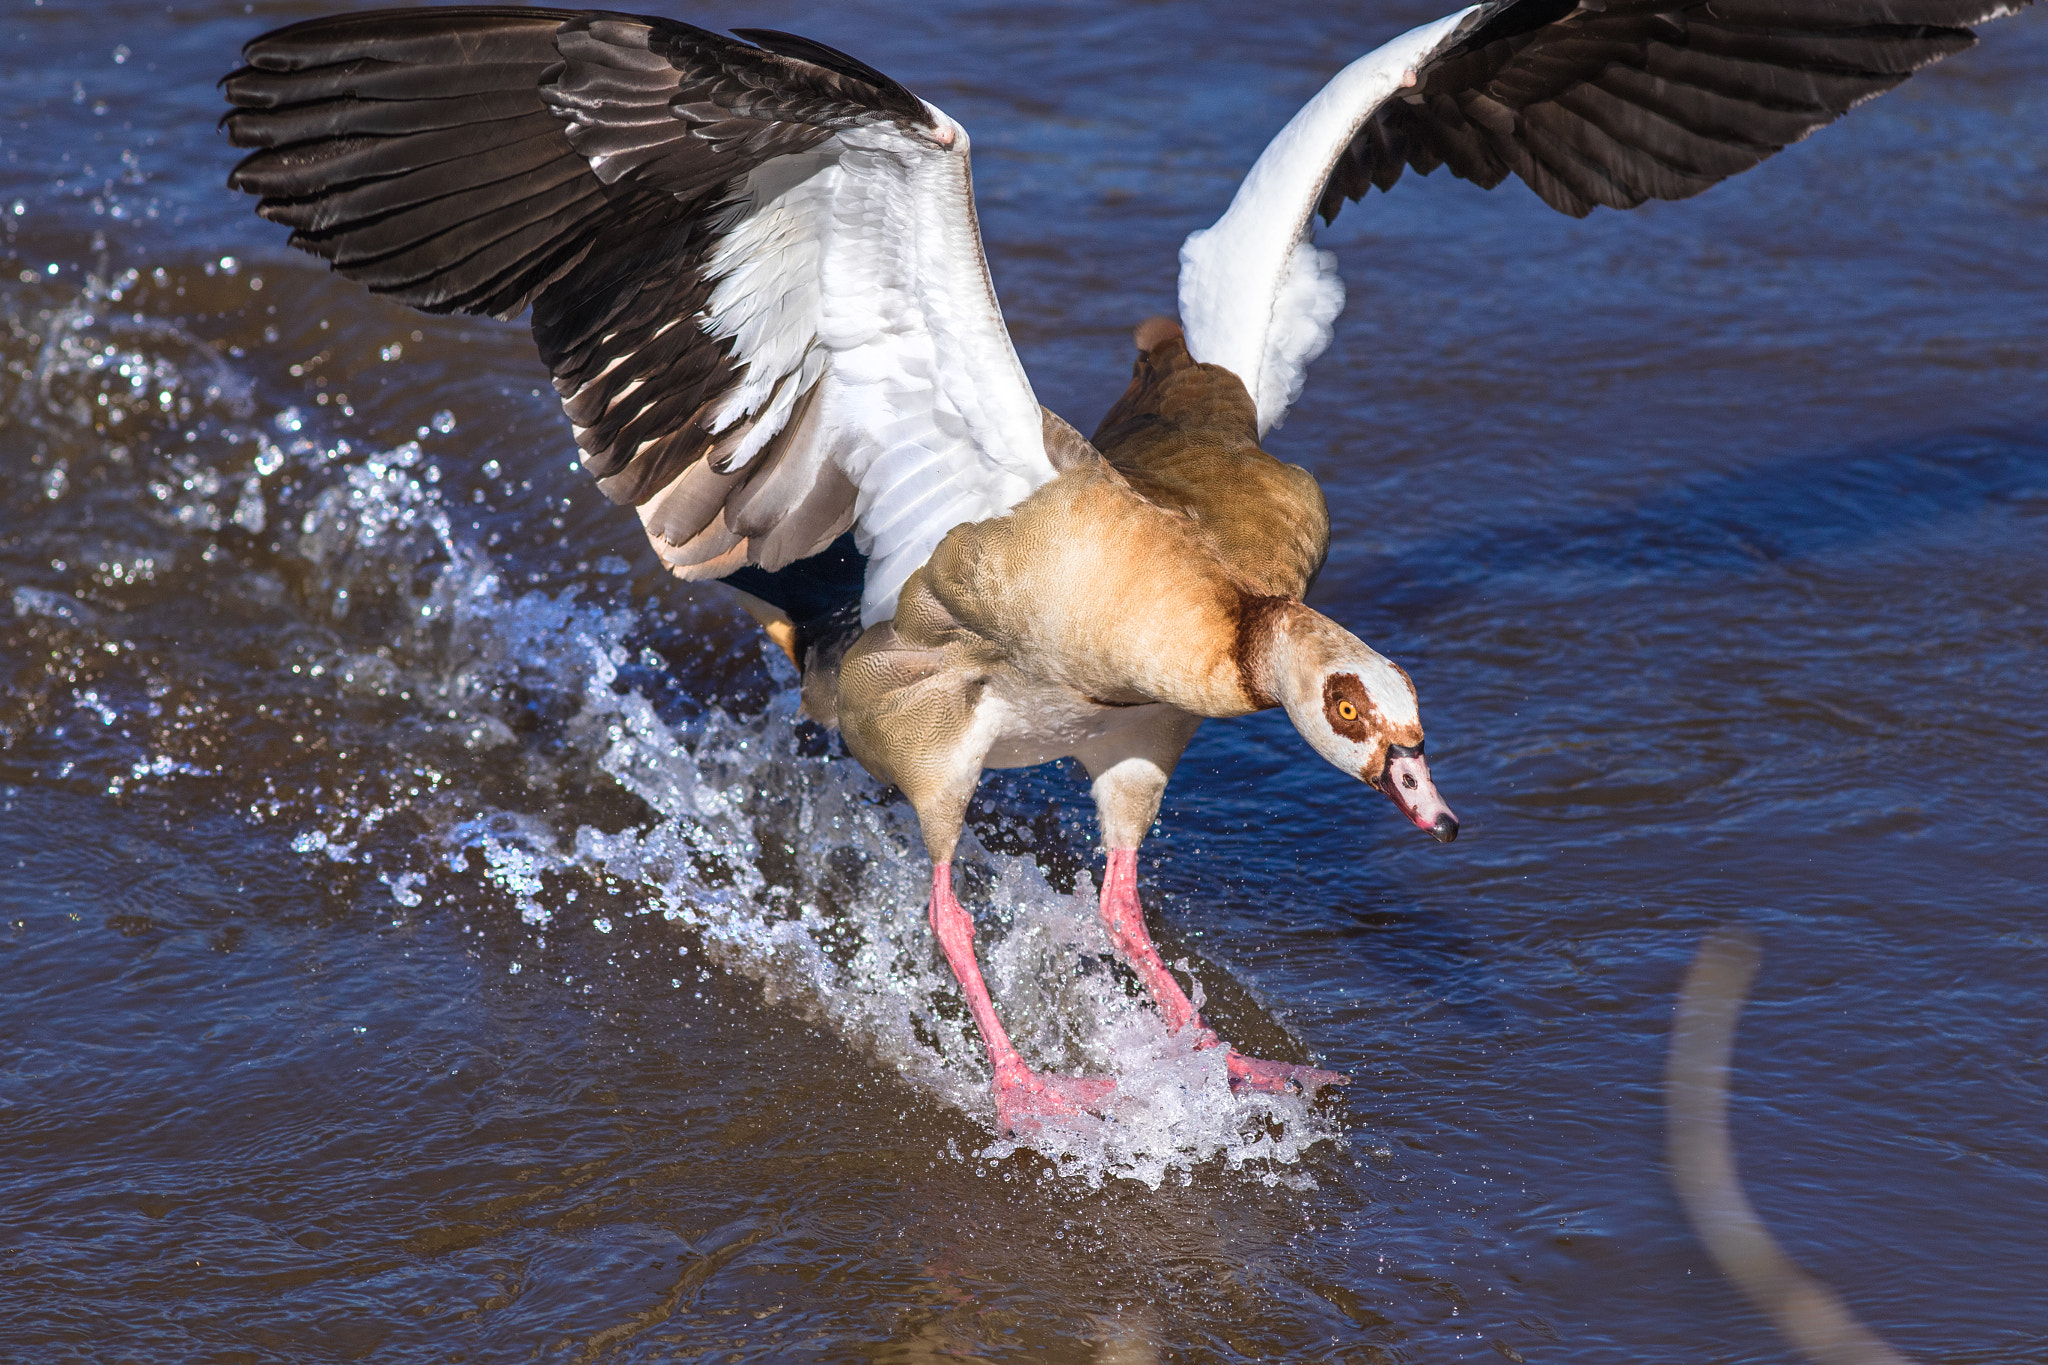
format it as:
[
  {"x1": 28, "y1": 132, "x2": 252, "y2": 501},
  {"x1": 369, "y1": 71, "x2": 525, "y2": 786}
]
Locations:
[{"x1": 1377, "y1": 743, "x2": 1458, "y2": 843}]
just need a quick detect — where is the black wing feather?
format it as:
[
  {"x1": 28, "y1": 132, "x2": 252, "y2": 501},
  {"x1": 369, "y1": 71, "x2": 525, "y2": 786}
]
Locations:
[
  {"x1": 223, "y1": 5, "x2": 930, "y2": 590},
  {"x1": 1323, "y1": 0, "x2": 2027, "y2": 221}
]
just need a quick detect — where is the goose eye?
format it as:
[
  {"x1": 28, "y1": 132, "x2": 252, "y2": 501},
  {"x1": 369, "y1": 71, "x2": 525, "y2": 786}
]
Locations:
[{"x1": 1336, "y1": 700, "x2": 1358, "y2": 722}]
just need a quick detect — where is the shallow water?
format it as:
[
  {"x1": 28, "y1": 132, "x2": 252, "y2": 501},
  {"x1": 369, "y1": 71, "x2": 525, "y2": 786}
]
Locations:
[{"x1": 4, "y1": 1, "x2": 2046, "y2": 1359}]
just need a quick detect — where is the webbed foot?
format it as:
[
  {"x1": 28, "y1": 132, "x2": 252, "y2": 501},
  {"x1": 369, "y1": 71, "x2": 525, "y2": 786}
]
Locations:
[
  {"x1": 1223, "y1": 1050, "x2": 1349, "y2": 1096},
  {"x1": 992, "y1": 1060, "x2": 1116, "y2": 1132}
]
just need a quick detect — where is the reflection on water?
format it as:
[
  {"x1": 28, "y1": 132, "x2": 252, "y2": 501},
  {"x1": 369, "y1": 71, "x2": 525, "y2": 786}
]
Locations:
[{"x1": 3, "y1": 1, "x2": 2046, "y2": 1360}]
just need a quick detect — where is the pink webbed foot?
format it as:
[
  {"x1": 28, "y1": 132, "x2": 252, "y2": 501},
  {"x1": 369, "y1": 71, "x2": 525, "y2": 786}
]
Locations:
[
  {"x1": 991, "y1": 1059, "x2": 1117, "y2": 1133},
  {"x1": 926, "y1": 862, "x2": 1116, "y2": 1134},
  {"x1": 1223, "y1": 1049, "x2": 1349, "y2": 1096}
]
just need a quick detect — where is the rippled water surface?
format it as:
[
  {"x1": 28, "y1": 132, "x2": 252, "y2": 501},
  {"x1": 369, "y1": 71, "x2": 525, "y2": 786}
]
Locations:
[{"x1": 4, "y1": 2, "x2": 2046, "y2": 1360}]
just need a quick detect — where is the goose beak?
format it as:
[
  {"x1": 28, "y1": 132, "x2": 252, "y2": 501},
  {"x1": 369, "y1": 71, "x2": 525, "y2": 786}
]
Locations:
[{"x1": 1380, "y1": 752, "x2": 1458, "y2": 843}]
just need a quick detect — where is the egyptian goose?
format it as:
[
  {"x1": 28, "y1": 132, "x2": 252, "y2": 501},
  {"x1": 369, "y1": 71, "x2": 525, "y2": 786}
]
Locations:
[{"x1": 222, "y1": 2, "x2": 2026, "y2": 1130}]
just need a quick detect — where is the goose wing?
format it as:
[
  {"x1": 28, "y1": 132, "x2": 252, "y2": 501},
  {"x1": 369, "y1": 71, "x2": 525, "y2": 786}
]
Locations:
[
  {"x1": 1179, "y1": 0, "x2": 2033, "y2": 434},
  {"x1": 224, "y1": 7, "x2": 1054, "y2": 625}
]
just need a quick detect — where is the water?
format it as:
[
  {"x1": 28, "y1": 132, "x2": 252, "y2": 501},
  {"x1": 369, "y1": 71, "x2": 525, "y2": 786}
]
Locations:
[{"x1": 3, "y1": 1, "x2": 2045, "y2": 1359}]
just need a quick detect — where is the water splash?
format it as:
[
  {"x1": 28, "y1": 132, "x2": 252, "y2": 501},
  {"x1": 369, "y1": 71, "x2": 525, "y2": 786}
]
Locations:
[{"x1": 1, "y1": 267, "x2": 1342, "y2": 1189}]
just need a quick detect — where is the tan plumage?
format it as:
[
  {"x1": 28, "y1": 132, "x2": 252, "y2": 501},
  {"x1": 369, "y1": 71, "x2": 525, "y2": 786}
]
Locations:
[
  {"x1": 831, "y1": 324, "x2": 1328, "y2": 851},
  {"x1": 1092, "y1": 320, "x2": 1330, "y2": 602},
  {"x1": 822, "y1": 318, "x2": 1437, "y2": 875}
]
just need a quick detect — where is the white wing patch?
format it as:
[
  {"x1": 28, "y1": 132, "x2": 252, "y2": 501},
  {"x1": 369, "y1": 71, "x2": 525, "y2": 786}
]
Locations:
[
  {"x1": 1257, "y1": 239, "x2": 1344, "y2": 432},
  {"x1": 1179, "y1": 8, "x2": 1475, "y2": 434},
  {"x1": 818, "y1": 130, "x2": 1045, "y2": 622},
  {"x1": 698, "y1": 149, "x2": 835, "y2": 466},
  {"x1": 628, "y1": 113, "x2": 1054, "y2": 625}
]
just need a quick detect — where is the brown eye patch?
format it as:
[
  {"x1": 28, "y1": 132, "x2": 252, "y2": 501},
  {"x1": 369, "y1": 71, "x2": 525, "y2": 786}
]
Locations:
[{"x1": 1322, "y1": 673, "x2": 1377, "y2": 742}]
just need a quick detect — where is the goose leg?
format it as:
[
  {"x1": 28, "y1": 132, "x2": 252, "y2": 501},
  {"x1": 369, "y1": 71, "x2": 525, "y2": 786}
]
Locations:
[
  {"x1": 837, "y1": 607, "x2": 1114, "y2": 1132},
  {"x1": 1097, "y1": 846, "x2": 1202, "y2": 1035},
  {"x1": 1083, "y1": 712, "x2": 1347, "y2": 1096},
  {"x1": 1097, "y1": 848, "x2": 1347, "y2": 1095},
  {"x1": 928, "y1": 862, "x2": 1116, "y2": 1131}
]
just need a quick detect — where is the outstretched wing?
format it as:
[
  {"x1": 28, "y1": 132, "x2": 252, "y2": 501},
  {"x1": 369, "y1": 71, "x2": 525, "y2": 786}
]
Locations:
[
  {"x1": 223, "y1": 7, "x2": 1053, "y2": 625},
  {"x1": 1179, "y1": 0, "x2": 2033, "y2": 435}
]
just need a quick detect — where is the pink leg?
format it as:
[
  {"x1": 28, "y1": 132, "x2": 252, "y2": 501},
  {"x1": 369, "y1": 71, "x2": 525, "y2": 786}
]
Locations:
[
  {"x1": 929, "y1": 863, "x2": 1115, "y2": 1131},
  {"x1": 1098, "y1": 848, "x2": 1205, "y2": 1034},
  {"x1": 1099, "y1": 849, "x2": 1349, "y2": 1096}
]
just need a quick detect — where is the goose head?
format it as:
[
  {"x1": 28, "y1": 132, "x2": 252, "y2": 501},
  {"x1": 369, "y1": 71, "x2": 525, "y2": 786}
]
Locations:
[{"x1": 1248, "y1": 601, "x2": 1459, "y2": 843}]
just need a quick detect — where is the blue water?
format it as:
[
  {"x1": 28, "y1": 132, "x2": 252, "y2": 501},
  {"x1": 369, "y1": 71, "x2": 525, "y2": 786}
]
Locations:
[{"x1": 3, "y1": 2, "x2": 2046, "y2": 1359}]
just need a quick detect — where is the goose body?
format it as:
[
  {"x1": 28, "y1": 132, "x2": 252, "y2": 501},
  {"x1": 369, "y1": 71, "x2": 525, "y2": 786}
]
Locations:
[{"x1": 222, "y1": 0, "x2": 2031, "y2": 1129}]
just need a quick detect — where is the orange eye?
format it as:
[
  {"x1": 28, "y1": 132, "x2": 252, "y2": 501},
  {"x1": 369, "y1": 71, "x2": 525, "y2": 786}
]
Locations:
[{"x1": 1336, "y1": 700, "x2": 1358, "y2": 722}]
